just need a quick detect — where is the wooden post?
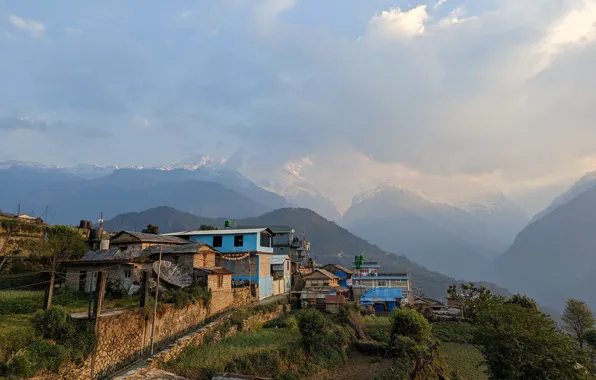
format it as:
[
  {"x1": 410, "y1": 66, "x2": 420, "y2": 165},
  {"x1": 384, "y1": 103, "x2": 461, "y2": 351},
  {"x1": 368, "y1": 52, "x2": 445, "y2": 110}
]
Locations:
[
  {"x1": 90, "y1": 270, "x2": 106, "y2": 379},
  {"x1": 150, "y1": 247, "x2": 162, "y2": 356},
  {"x1": 43, "y1": 271, "x2": 55, "y2": 310},
  {"x1": 93, "y1": 271, "x2": 107, "y2": 319},
  {"x1": 140, "y1": 271, "x2": 150, "y2": 307}
]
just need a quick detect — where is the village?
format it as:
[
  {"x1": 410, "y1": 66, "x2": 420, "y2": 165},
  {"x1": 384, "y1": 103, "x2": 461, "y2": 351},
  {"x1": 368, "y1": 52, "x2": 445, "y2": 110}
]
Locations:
[
  {"x1": 0, "y1": 212, "x2": 467, "y2": 380},
  {"x1": 63, "y1": 218, "x2": 461, "y2": 317}
]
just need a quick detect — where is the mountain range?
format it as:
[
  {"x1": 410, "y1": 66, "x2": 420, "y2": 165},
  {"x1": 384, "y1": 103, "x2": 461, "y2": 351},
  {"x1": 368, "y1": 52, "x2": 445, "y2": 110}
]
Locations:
[
  {"x1": 340, "y1": 183, "x2": 528, "y2": 279},
  {"x1": 489, "y1": 171, "x2": 596, "y2": 311},
  {"x1": 103, "y1": 206, "x2": 512, "y2": 301}
]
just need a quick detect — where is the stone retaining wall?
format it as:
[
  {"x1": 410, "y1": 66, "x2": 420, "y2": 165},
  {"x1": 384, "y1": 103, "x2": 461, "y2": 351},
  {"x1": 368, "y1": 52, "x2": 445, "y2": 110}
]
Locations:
[
  {"x1": 118, "y1": 305, "x2": 286, "y2": 379},
  {"x1": 34, "y1": 287, "x2": 253, "y2": 379}
]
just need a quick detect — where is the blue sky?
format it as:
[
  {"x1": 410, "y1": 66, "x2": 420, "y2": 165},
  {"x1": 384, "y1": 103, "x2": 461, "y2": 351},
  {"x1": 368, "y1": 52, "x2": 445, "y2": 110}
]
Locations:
[{"x1": 1, "y1": 0, "x2": 596, "y2": 212}]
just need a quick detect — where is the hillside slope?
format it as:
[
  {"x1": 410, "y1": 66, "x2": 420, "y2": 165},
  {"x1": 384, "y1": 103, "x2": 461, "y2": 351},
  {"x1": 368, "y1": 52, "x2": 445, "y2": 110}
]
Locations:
[
  {"x1": 491, "y1": 184, "x2": 596, "y2": 311},
  {"x1": 105, "y1": 206, "x2": 511, "y2": 301}
]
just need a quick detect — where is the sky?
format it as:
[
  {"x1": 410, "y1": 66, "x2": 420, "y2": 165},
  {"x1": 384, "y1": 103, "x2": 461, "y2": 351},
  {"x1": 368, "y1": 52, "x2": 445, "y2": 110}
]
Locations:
[{"x1": 1, "y1": 0, "x2": 596, "y2": 214}]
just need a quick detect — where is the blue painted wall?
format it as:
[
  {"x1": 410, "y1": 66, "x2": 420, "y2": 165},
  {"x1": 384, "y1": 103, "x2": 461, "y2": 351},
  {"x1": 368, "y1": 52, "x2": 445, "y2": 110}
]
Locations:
[
  {"x1": 190, "y1": 232, "x2": 273, "y2": 254},
  {"x1": 331, "y1": 271, "x2": 352, "y2": 289}
]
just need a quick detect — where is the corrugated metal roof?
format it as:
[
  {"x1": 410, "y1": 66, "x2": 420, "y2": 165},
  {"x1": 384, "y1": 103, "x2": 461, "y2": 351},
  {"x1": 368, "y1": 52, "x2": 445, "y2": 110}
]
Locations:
[
  {"x1": 270, "y1": 255, "x2": 289, "y2": 265},
  {"x1": 164, "y1": 228, "x2": 273, "y2": 236},
  {"x1": 323, "y1": 264, "x2": 353, "y2": 275},
  {"x1": 80, "y1": 249, "x2": 122, "y2": 261},
  {"x1": 236, "y1": 225, "x2": 293, "y2": 233},
  {"x1": 111, "y1": 231, "x2": 189, "y2": 244},
  {"x1": 353, "y1": 275, "x2": 409, "y2": 280},
  {"x1": 194, "y1": 267, "x2": 234, "y2": 275},
  {"x1": 360, "y1": 288, "x2": 403, "y2": 302},
  {"x1": 303, "y1": 268, "x2": 340, "y2": 280},
  {"x1": 140, "y1": 243, "x2": 211, "y2": 257}
]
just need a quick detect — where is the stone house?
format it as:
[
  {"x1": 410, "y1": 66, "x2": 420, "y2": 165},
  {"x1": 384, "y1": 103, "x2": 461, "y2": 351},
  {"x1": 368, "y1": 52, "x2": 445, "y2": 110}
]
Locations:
[
  {"x1": 300, "y1": 269, "x2": 347, "y2": 310},
  {"x1": 322, "y1": 264, "x2": 353, "y2": 289},
  {"x1": 63, "y1": 240, "x2": 221, "y2": 293},
  {"x1": 194, "y1": 267, "x2": 234, "y2": 292}
]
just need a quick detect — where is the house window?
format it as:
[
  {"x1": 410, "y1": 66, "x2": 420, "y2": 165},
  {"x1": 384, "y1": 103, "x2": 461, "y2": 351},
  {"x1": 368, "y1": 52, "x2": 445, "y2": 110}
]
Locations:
[
  {"x1": 79, "y1": 271, "x2": 87, "y2": 292},
  {"x1": 234, "y1": 235, "x2": 243, "y2": 247},
  {"x1": 260, "y1": 233, "x2": 271, "y2": 247},
  {"x1": 217, "y1": 275, "x2": 224, "y2": 288},
  {"x1": 124, "y1": 269, "x2": 132, "y2": 278},
  {"x1": 213, "y1": 235, "x2": 223, "y2": 248}
]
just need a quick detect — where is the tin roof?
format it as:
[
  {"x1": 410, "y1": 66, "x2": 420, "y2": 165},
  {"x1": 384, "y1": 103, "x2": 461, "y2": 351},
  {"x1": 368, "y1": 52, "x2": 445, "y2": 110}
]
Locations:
[
  {"x1": 303, "y1": 268, "x2": 340, "y2": 280},
  {"x1": 194, "y1": 267, "x2": 234, "y2": 275},
  {"x1": 110, "y1": 231, "x2": 189, "y2": 244},
  {"x1": 270, "y1": 255, "x2": 289, "y2": 265},
  {"x1": 140, "y1": 243, "x2": 212, "y2": 257},
  {"x1": 323, "y1": 264, "x2": 353, "y2": 275},
  {"x1": 360, "y1": 288, "x2": 403, "y2": 302},
  {"x1": 164, "y1": 228, "x2": 274, "y2": 236}
]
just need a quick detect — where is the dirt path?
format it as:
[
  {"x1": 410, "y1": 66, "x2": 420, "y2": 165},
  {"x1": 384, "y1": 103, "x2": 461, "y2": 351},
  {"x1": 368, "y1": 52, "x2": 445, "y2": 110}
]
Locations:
[{"x1": 305, "y1": 351, "x2": 394, "y2": 380}]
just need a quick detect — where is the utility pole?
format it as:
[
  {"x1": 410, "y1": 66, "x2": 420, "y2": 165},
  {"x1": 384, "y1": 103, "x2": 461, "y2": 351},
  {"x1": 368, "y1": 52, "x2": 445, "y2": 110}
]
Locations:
[{"x1": 150, "y1": 246, "x2": 162, "y2": 355}]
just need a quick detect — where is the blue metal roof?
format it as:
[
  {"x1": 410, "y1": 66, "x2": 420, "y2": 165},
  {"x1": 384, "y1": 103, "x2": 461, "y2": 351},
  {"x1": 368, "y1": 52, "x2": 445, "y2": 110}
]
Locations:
[{"x1": 360, "y1": 288, "x2": 403, "y2": 302}]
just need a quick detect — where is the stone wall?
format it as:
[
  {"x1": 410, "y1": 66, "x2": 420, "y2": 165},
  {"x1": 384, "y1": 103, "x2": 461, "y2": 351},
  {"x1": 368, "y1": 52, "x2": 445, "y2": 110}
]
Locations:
[
  {"x1": 118, "y1": 305, "x2": 286, "y2": 379},
  {"x1": 42, "y1": 287, "x2": 253, "y2": 379}
]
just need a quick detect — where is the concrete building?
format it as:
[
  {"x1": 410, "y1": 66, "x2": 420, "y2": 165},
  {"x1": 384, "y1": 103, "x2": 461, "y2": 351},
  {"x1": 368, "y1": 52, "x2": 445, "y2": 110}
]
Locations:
[
  {"x1": 270, "y1": 255, "x2": 291, "y2": 295},
  {"x1": 165, "y1": 228, "x2": 276, "y2": 299},
  {"x1": 352, "y1": 257, "x2": 412, "y2": 304}
]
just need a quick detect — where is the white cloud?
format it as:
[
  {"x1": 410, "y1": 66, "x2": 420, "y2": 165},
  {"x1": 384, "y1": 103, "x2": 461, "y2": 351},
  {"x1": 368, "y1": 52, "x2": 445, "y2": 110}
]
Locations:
[
  {"x1": 9, "y1": 15, "x2": 45, "y2": 38},
  {"x1": 368, "y1": 6, "x2": 430, "y2": 38}
]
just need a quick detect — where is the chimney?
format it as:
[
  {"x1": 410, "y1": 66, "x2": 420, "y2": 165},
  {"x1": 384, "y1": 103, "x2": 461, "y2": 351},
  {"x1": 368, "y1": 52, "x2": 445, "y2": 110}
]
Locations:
[{"x1": 99, "y1": 240, "x2": 110, "y2": 250}]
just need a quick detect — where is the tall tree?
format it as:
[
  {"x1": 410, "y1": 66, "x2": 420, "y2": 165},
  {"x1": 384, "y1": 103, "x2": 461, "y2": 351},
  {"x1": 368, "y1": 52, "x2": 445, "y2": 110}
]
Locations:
[
  {"x1": 141, "y1": 224, "x2": 160, "y2": 234},
  {"x1": 42, "y1": 226, "x2": 86, "y2": 309},
  {"x1": 447, "y1": 282, "x2": 503, "y2": 321},
  {"x1": 563, "y1": 299, "x2": 595, "y2": 349},
  {"x1": 476, "y1": 303, "x2": 586, "y2": 380}
]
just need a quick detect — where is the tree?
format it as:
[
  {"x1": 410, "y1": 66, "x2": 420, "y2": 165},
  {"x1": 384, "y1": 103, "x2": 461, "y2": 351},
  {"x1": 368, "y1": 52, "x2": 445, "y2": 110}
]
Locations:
[
  {"x1": 505, "y1": 294, "x2": 538, "y2": 311},
  {"x1": 475, "y1": 303, "x2": 586, "y2": 380},
  {"x1": 563, "y1": 299, "x2": 595, "y2": 349},
  {"x1": 141, "y1": 224, "x2": 160, "y2": 234},
  {"x1": 388, "y1": 308, "x2": 444, "y2": 379},
  {"x1": 42, "y1": 226, "x2": 86, "y2": 309},
  {"x1": 447, "y1": 282, "x2": 503, "y2": 321},
  {"x1": 199, "y1": 225, "x2": 219, "y2": 231}
]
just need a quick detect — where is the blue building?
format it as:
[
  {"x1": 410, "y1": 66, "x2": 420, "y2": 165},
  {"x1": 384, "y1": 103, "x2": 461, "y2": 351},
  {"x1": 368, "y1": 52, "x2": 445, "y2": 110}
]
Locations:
[
  {"x1": 322, "y1": 264, "x2": 353, "y2": 289},
  {"x1": 360, "y1": 288, "x2": 403, "y2": 312},
  {"x1": 352, "y1": 257, "x2": 412, "y2": 304},
  {"x1": 165, "y1": 228, "x2": 275, "y2": 299}
]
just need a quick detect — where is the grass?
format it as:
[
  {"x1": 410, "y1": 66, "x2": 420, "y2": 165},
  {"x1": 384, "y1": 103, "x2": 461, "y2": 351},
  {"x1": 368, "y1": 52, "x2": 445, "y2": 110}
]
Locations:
[
  {"x1": 167, "y1": 328, "x2": 300, "y2": 370},
  {"x1": 0, "y1": 313, "x2": 35, "y2": 362},
  {"x1": 432, "y1": 321, "x2": 475, "y2": 344},
  {"x1": 164, "y1": 328, "x2": 301, "y2": 379},
  {"x1": 363, "y1": 316, "x2": 392, "y2": 343},
  {"x1": 0, "y1": 289, "x2": 139, "y2": 315},
  {"x1": 439, "y1": 342, "x2": 487, "y2": 380}
]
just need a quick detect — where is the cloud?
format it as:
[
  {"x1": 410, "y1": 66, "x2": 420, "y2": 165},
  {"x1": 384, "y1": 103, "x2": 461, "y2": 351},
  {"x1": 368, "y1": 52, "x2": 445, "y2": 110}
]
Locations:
[
  {"x1": 3, "y1": 0, "x2": 596, "y2": 213},
  {"x1": 368, "y1": 6, "x2": 430, "y2": 38},
  {"x1": 0, "y1": 117, "x2": 47, "y2": 132},
  {"x1": 9, "y1": 15, "x2": 45, "y2": 38}
]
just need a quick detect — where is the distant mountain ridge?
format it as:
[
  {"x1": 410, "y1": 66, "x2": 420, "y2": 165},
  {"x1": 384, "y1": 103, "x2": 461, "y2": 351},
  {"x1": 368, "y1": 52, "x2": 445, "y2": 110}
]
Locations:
[
  {"x1": 341, "y1": 183, "x2": 528, "y2": 279},
  {"x1": 490, "y1": 182, "x2": 596, "y2": 312},
  {"x1": 531, "y1": 170, "x2": 596, "y2": 223},
  {"x1": 103, "y1": 206, "x2": 513, "y2": 301}
]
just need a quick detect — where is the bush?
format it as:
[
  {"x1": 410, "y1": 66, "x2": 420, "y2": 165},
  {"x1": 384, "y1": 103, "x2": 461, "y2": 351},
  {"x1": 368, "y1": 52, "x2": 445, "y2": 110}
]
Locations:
[
  {"x1": 263, "y1": 314, "x2": 298, "y2": 331},
  {"x1": 30, "y1": 306, "x2": 96, "y2": 366},
  {"x1": 27, "y1": 339, "x2": 70, "y2": 372},
  {"x1": 161, "y1": 283, "x2": 211, "y2": 309}
]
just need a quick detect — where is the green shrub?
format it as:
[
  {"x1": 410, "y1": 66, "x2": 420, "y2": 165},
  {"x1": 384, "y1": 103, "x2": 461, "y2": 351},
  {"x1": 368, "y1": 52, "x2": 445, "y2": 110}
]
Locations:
[
  {"x1": 162, "y1": 284, "x2": 211, "y2": 309},
  {"x1": 263, "y1": 314, "x2": 298, "y2": 330},
  {"x1": 224, "y1": 350, "x2": 285, "y2": 377},
  {"x1": 3, "y1": 351, "x2": 36, "y2": 378},
  {"x1": 27, "y1": 339, "x2": 70, "y2": 372}
]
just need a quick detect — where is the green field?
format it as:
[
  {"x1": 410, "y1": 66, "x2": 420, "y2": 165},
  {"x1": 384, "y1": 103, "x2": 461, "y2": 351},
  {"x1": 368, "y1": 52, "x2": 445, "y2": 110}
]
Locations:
[
  {"x1": 164, "y1": 328, "x2": 302, "y2": 379},
  {"x1": 363, "y1": 316, "x2": 391, "y2": 343},
  {"x1": 439, "y1": 342, "x2": 487, "y2": 380}
]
